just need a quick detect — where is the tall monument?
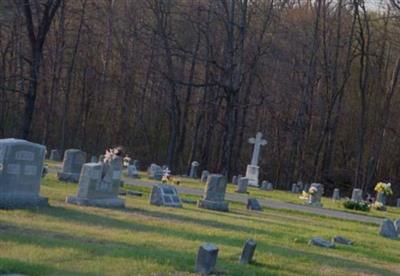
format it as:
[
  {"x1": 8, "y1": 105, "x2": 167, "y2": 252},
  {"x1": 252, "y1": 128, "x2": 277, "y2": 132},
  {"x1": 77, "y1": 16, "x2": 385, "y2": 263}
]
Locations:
[{"x1": 245, "y1": 132, "x2": 267, "y2": 186}]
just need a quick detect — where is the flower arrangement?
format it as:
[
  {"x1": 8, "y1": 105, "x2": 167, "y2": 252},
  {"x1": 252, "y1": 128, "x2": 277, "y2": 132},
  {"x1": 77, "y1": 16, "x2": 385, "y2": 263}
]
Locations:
[
  {"x1": 162, "y1": 167, "x2": 171, "y2": 183},
  {"x1": 371, "y1": 201, "x2": 386, "y2": 211},
  {"x1": 299, "y1": 191, "x2": 308, "y2": 200},
  {"x1": 343, "y1": 199, "x2": 370, "y2": 212},
  {"x1": 123, "y1": 156, "x2": 131, "y2": 167},
  {"x1": 308, "y1": 186, "x2": 318, "y2": 195},
  {"x1": 104, "y1": 146, "x2": 124, "y2": 162},
  {"x1": 374, "y1": 182, "x2": 393, "y2": 196}
]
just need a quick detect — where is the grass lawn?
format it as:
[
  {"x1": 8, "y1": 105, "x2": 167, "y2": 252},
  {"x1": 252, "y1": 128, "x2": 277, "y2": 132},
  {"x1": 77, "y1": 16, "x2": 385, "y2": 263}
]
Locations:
[{"x1": 0, "y1": 173, "x2": 400, "y2": 275}]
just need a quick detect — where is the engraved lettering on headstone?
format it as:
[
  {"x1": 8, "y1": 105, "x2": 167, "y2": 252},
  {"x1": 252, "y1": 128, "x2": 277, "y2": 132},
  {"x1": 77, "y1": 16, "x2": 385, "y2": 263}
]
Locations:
[
  {"x1": 7, "y1": 164, "x2": 21, "y2": 175},
  {"x1": 112, "y1": 170, "x2": 121, "y2": 180},
  {"x1": 24, "y1": 165, "x2": 37, "y2": 176},
  {"x1": 15, "y1": 151, "x2": 34, "y2": 161},
  {"x1": 90, "y1": 169, "x2": 101, "y2": 180}
]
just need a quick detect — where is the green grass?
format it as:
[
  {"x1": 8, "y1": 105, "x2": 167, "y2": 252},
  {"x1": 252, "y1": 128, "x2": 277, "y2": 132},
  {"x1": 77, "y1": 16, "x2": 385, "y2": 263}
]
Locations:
[{"x1": 0, "y1": 172, "x2": 400, "y2": 275}]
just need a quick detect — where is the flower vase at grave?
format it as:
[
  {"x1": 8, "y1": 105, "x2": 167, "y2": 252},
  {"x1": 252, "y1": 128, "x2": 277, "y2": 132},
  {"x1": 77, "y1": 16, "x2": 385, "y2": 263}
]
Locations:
[{"x1": 376, "y1": 192, "x2": 386, "y2": 205}]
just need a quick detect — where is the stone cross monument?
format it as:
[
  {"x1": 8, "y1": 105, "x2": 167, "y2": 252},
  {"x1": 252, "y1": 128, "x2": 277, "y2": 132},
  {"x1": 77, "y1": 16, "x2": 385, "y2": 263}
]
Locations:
[{"x1": 245, "y1": 132, "x2": 267, "y2": 186}]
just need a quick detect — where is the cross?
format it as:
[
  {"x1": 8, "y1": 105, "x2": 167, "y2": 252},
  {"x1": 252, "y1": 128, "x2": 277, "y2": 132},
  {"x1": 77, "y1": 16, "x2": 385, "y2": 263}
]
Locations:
[{"x1": 248, "y1": 132, "x2": 267, "y2": 166}]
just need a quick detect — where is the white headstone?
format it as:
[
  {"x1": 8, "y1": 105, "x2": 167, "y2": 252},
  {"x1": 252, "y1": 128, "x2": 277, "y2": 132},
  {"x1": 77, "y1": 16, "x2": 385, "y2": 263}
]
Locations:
[{"x1": 245, "y1": 132, "x2": 267, "y2": 187}]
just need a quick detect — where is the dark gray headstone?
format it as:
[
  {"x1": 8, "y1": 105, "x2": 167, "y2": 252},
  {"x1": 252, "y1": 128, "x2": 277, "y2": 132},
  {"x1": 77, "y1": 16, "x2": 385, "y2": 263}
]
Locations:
[
  {"x1": 197, "y1": 174, "x2": 229, "y2": 212},
  {"x1": 66, "y1": 157, "x2": 125, "y2": 208},
  {"x1": 232, "y1": 175, "x2": 238, "y2": 185},
  {"x1": 149, "y1": 184, "x2": 182, "y2": 208},
  {"x1": 332, "y1": 236, "x2": 353, "y2": 245},
  {"x1": 49, "y1": 149, "x2": 62, "y2": 161},
  {"x1": 195, "y1": 243, "x2": 218, "y2": 274},
  {"x1": 351, "y1": 188, "x2": 363, "y2": 202},
  {"x1": 247, "y1": 198, "x2": 262, "y2": 211},
  {"x1": 397, "y1": 198, "x2": 400, "y2": 207},
  {"x1": 201, "y1": 170, "x2": 210, "y2": 183},
  {"x1": 236, "y1": 177, "x2": 249, "y2": 193},
  {"x1": 309, "y1": 237, "x2": 335, "y2": 248},
  {"x1": 239, "y1": 239, "x2": 256, "y2": 264},
  {"x1": 376, "y1": 192, "x2": 386, "y2": 205},
  {"x1": 90, "y1": 156, "x2": 98, "y2": 163},
  {"x1": 260, "y1": 180, "x2": 273, "y2": 191},
  {"x1": 379, "y1": 219, "x2": 397, "y2": 239},
  {"x1": 395, "y1": 219, "x2": 400, "y2": 235},
  {"x1": 127, "y1": 164, "x2": 139, "y2": 178},
  {"x1": 58, "y1": 149, "x2": 87, "y2": 182},
  {"x1": 189, "y1": 161, "x2": 200, "y2": 178},
  {"x1": 291, "y1": 183, "x2": 299, "y2": 193},
  {"x1": 0, "y1": 139, "x2": 48, "y2": 208}
]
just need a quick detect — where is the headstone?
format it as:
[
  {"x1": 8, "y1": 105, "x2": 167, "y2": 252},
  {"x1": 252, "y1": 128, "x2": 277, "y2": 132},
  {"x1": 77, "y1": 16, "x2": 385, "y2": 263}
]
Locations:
[
  {"x1": 148, "y1": 163, "x2": 163, "y2": 180},
  {"x1": 127, "y1": 164, "x2": 139, "y2": 178},
  {"x1": 197, "y1": 174, "x2": 229, "y2": 212},
  {"x1": 332, "y1": 188, "x2": 340, "y2": 201},
  {"x1": 245, "y1": 132, "x2": 267, "y2": 186},
  {"x1": 260, "y1": 180, "x2": 273, "y2": 191},
  {"x1": 201, "y1": 170, "x2": 210, "y2": 183},
  {"x1": 351, "y1": 188, "x2": 363, "y2": 202},
  {"x1": 133, "y1": 160, "x2": 140, "y2": 169},
  {"x1": 232, "y1": 175, "x2": 238, "y2": 185},
  {"x1": 247, "y1": 198, "x2": 262, "y2": 211},
  {"x1": 395, "y1": 219, "x2": 400, "y2": 235},
  {"x1": 236, "y1": 177, "x2": 249, "y2": 193},
  {"x1": 309, "y1": 237, "x2": 335, "y2": 248},
  {"x1": 189, "y1": 161, "x2": 200, "y2": 178},
  {"x1": 58, "y1": 149, "x2": 87, "y2": 182},
  {"x1": 49, "y1": 149, "x2": 62, "y2": 161},
  {"x1": 90, "y1": 156, "x2": 98, "y2": 163},
  {"x1": 0, "y1": 139, "x2": 48, "y2": 208},
  {"x1": 99, "y1": 154, "x2": 105, "y2": 163},
  {"x1": 66, "y1": 156, "x2": 125, "y2": 208},
  {"x1": 379, "y1": 219, "x2": 397, "y2": 239},
  {"x1": 195, "y1": 243, "x2": 218, "y2": 274},
  {"x1": 239, "y1": 239, "x2": 257, "y2": 264},
  {"x1": 307, "y1": 183, "x2": 323, "y2": 207},
  {"x1": 397, "y1": 198, "x2": 400, "y2": 207},
  {"x1": 376, "y1": 192, "x2": 386, "y2": 205},
  {"x1": 303, "y1": 183, "x2": 310, "y2": 192},
  {"x1": 291, "y1": 183, "x2": 299, "y2": 193},
  {"x1": 297, "y1": 181, "x2": 304, "y2": 191},
  {"x1": 149, "y1": 184, "x2": 182, "y2": 208},
  {"x1": 332, "y1": 236, "x2": 353, "y2": 245}
]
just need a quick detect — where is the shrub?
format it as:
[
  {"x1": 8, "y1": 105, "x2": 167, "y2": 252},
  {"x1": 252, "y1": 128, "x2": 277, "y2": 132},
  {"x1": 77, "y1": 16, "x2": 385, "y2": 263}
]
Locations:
[{"x1": 343, "y1": 199, "x2": 370, "y2": 212}]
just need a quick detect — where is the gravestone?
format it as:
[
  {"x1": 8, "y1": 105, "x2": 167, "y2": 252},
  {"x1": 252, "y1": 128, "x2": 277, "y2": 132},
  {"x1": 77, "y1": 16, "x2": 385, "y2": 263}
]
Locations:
[
  {"x1": 303, "y1": 183, "x2": 310, "y2": 192},
  {"x1": 149, "y1": 184, "x2": 182, "y2": 208},
  {"x1": 195, "y1": 243, "x2": 218, "y2": 274},
  {"x1": 58, "y1": 149, "x2": 87, "y2": 182},
  {"x1": 90, "y1": 156, "x2": 98, "y2": 163},
  {"x1": 397, "y1": 198, "x2": 400, "y2": 207},
  {"x1": 236, "y1": 177, "x2": 249, "y2": 193},
  {"x1": 395, "y1": 219, "x2": 400, "y2": 235},
  {"x1": 291, "y1": 183, "x2": 299, "y2": 193},
  {"x1": 133, "y1": 160, "x2": 140, "y2": 169},
  {"x1": 245, "y1": 132, "x2": 267, "y2": 186},
  {"x1": 197, "y1": 174, "x2": 229, "y2": 211},
  {"x1": 376, "y1": 192, "x2": 386, "y2": 205},
  {"x1": 307, "y1": 183, "x2": 323, "y2": 207},
  {"x1": 99, "y1": 154, "x2": 105, "y2": 163},
  {"x1": 201, "y1": 170, "x2": 210, "y2": 183},
  {"x1": 190, "y1": 161, "x2": 200, "y2": 178},
  {"x1": 239, "y1": 239, "x2": 257, "y2": 264},
  {"x1": 379, "y1": 219, "x2": 397, "y2": 239},
  {"x1": 49, "y1": 149, "x2": 62, "y2": 161},
  {"x1": 332, "y1": 188, "x2": 340, "y2": 201},
  {"x1": 0, "y1": 139, "x2": 48, "y2": 208},
  {"x1": 351, "y1": 188, "x2": 363, "y2": 202},
  {"x1": 66, "y1": 156, "x2": 125, "y2": 208},
  {"x1": 232, "y1": 175, "x2": 238, "y2": 185},
  {"x1": 260, "y1": 180, "x2": 273, "y2": 191},
  {"x1": 127, "y1": 164, "x2": 139, "y2": 178},
  {"x1": 332, "y1": 236, "x2": 353, "y2": 245},
  {"x1": 148, "y1": 163, "x2": 163, "y2": 180},
  {"x1": 309, "y1": 237, "x2": 335, "y2": 248},
  {"x1": 247, "y1": 198, "x2": 262, "y2": 211}
]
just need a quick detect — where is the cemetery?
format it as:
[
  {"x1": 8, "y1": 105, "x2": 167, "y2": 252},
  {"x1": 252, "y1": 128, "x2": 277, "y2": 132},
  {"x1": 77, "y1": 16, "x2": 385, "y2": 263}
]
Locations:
[{"x1": 2, "y1": 1, "x2": 400, "y2": 275}]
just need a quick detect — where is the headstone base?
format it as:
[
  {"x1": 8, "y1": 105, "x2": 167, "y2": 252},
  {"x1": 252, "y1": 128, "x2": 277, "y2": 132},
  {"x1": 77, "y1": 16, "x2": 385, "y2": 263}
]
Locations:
[
  {"x1": 66, "y1": 196, "x2": 125, "y2": 208},
  {"x1": 57, "y1": 172, "x2": 80, "y2": 183},
  {"x1": 0, "y1": 195, "x2": 48, "y2": 209},
  {"x1": 197, "y1": 199, "x2": 229, "y2": 212},
  {"x1": 245, "y1": 165, "x2": 259, "y2": 186}
]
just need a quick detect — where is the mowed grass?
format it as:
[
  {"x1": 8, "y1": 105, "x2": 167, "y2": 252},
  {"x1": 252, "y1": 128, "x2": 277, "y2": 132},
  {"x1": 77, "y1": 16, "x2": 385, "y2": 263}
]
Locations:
[{"x1": 0, "y1": 173, "x2": 399, "y2": 275}]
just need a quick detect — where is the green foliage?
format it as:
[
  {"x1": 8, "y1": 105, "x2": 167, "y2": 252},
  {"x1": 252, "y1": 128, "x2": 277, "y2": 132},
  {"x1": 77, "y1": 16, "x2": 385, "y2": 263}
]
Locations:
[{"x1": 343, "y1": 200, "x2": 370, "y2": 212}]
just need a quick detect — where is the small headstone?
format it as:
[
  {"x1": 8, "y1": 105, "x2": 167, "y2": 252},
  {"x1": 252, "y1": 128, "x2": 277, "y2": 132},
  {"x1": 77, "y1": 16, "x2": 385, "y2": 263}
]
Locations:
[
  {"x1": 291, "y1": 183, "x2": 299, "y2": 193},
  {"x1": 307, "y1": 183, "x2": 323, "y2": 207},
  {"x1": 260, "y1": 181, "x2": 273, "y2": 191},
  {"x1": 195, "y1": 243, "x2": 218, "y2": 274},
  {"x1": 127, "y1": 164, "x2": 139, "y2": 178},
  {"x1": 148, "y1": 163, "x2": 163, "y2": 180},
  {"x1": 0, "y1": 139, "x2": 48, "y2": 208},
  {"x1": 351, "y1": 188, "x2": 363, "y2": 202},
  {"x1": 239, "y1": 239, "x2": 257, "y2": 264},
  {"x1": 379, "y1": 219, "x2": 398, "y2": 239},
  {"x1": 66, "y1": 156, "x2": 125, "y2": 208},
  {"x1": 201, "y1": 170, "x2": 210, "y2": 183},
  {"x1": 190, "y1": 161, "x2": 200, "y2": 178},
  {"x1": 303, "y1": 183, "x2": 310, "y2": 192},
  {"x1": 149, "y1": 184, "x2": 182, "y2": 208},
  {"x1": 309, "y1": 237, "x2": 335, "y2": 248},
  {"x1": 58, "y1": 149, "x2": 87, "y2": 182},
  {"x1": 236, "y1": 177, "x2": 249, "y2": 193},
  {"x1": 247, "y1": 198, "x2": 262, "y2": 211},
  {"x1": 198, "y1": 174, "x2": 229, "y2": 211},
  {"x1": 297, "y1": 181, "x2": 304, "y2": 191},
  {"x1": 49, "y1": 149, "x2": 62, "y2": 161},
  {"x1": 395, "y1": 219, "x2": 400, "y2": 235},
  {"x1": 232, "y1": 175, "x2": 238, "y2": 185},
  {"x1": 90, "y1": 156, "x2": 98, "y2": 163},
  {"x1": 332, "y1": 236, "x2": 353, "y2": 245},
  {"x1": 397, "y1": 198, "x2": 400, "y2": 207},
  {"x1": 376, "y1": 192, "x2": 386, "y2": 205},
  {"x1": 133, "y1": 160, "x2": 140, "y2": 169},
  {"x1": 332, "y1": 188, "x2": 340, "y2": 201}
]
